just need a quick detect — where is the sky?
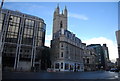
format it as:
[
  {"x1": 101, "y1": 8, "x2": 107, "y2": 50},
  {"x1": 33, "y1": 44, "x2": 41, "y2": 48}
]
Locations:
[
  {"x1": 2, "y1": 0, "x2": 120, "y2": 2},
  {"x1": 2, "y1": 2, "x2": 118, "y2": 62}
]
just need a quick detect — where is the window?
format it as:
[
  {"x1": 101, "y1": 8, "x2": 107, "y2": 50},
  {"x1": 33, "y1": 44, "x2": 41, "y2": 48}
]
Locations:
[
  {"x1": 36, "y1": 22, "x2": 45, "y2": 46},
  {"x1": 77, "y1": 64, "x2": 80, "y2": 69},
  {"x1": 60, "y1": 21, "x2": 62, "y2": 28},
  {"x1": 87, "y1": 58, "x2": 89, "y2": 64},
  {"x1": 70, "y1": 65, "x2": 73, "y2": 70},
  {"x1": 5, "y1": 15, "x2": 20, "y2": 43},
  {"x1": 61, "y1": 43, "x2": 63, "y2": 47},
  {"x1": 61, "y1": 52, "x2": 63, "y2": 57},
  {"x1": 22, "y1": 19, "x2": 34, "y2": 45},
  {"x1": 20, "y1": 49, "x2": 22, "y2": 52},
  {"x1": 55, "y1": 63, "x2": 59, "y2": 69},
  {"x1": 36, "y1": 40, "x2": 42, "y2": 46},
  {"x1": 25, "y1": 19, "x2": 34, "y2": 27},
  {"x1": 0, "y1": 13, "x2": 5, "y2": 32},
  {"x1": 65, "y1": 63, "x2": 69, "y2": 70},
  {"x1": 61, "y1": 63, "x2": 63, "y2": 69},
  {"x1": 39, "y1": 22, "x2": 42, "y2": 28}
]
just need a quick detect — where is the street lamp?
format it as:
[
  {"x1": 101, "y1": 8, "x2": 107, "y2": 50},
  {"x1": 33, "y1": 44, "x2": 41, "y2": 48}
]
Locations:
[
  {"x1": 0, "y1": 0, "x2": 4, "y2": 10},
  {"x1": 0, "y1": 0, "x2": 4, "y2": 80},
  {"x1": 0, "y1": 0, "x2": 4, "y2": 54}
]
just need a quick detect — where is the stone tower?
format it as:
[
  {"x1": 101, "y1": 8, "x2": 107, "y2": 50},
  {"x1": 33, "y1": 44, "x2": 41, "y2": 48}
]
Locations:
[
  {"x1": 51, "y1": 5, "x2": 84, "y2": 72},
  {"x1": 53, "y1": 5, "x2": 68, "y2": 36}
]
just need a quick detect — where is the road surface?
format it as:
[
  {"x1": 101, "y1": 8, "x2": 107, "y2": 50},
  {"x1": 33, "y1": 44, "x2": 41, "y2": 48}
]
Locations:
[{"x1": 2, "y1": 71, "x2": 120, "y2": 81}]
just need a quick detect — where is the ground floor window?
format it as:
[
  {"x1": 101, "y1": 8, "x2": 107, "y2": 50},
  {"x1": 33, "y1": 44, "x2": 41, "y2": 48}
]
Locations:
[
  {"x1": 70, "y1": 65, "x2": 73, "y2": 70},
  {"x1": 77, "y1": 64, "x2": 80, "y2": 69},
  {"x1": 65, "y1": 63, "x2": 69, "y2": 70},
  {"x1": 55, "y1": 63, "x2": 59, "y2": 69}
]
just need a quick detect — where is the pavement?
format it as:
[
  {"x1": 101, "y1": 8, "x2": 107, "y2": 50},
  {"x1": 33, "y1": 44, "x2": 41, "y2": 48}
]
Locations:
[{"x1": 2, "y1": 71, "x2": 120, "y2": 81}]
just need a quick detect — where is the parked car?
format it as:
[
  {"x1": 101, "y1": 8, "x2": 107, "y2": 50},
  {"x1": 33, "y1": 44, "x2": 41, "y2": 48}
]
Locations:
[
  {"x1": 47, "y1": 68, "x2": 56, "y2": 72},
  {"x1": 110, "y1": 68, "x2": 119, "y2": 72}
]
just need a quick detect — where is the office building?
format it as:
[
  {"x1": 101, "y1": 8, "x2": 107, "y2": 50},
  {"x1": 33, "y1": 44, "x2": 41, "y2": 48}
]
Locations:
[
  {"x1": 116, "y1": 30, "x2": 120, "y2": 68},
  {"x1": 1, "y1": 9, "x2": 46, "y2": 71},
  {"x1": 87, "y1": 44, "x2": 109, "y2": 70}
]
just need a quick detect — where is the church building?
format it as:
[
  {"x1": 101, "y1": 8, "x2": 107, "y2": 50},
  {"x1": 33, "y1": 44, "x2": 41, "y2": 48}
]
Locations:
[{"x1": 51, "y1": 5, "x2": 84, "y2": 72}]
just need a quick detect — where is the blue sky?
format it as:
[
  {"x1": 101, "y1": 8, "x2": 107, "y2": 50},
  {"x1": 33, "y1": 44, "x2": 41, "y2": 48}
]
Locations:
[{"x1": 3, "y1": 2, "x2": 118, "y2": 62}]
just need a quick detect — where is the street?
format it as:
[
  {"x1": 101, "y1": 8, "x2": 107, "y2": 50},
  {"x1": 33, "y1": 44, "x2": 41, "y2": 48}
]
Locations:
[{"x1": 2, "y1": 71, "x2": 120, "y2": 80}]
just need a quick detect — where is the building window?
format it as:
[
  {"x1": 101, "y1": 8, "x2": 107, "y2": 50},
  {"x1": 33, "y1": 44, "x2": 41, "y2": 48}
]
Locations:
[
  {"x1": 35, "y1": 22, "x2": 45, "y2": 46},
  {"x1": 0, "y1": 13, "x2": 5, "y2": 32},
  {"x1": 87, "y1": 58, "x2": 89, "y2": 64},
  {"x1": 70, "y1": 65, "x2": 73, "y2": 70},
  {"x1": 77, "y1": 64, "x2": 80, "y2": 70},
  {"x1": 5, "y1": 15, "x2": 20, "y2": 43},
  {"x1": 22, "y1": 19, "x2": 34, "y2": 45},
  {"x1": 65, "y1": 63, "x2": 69, "y2": 70},
  {"x1": 61, "y1": 52, "x2": 63, "y2": 57},
  {"x1": 60, "y1": 21, "x2": 62, "y2": 28},
  {"x1": 20, "y1": 49, "x2": 22, "y2": 52},
  {"x1": 61, "y1": 43, "x2": 63, "y2": 47},
  {"x1": 55, "y1": 63, "x2": 59, "y2": 69},
  {"x1": 61, "y1": 62, "x2": 63, "y2": 69}
]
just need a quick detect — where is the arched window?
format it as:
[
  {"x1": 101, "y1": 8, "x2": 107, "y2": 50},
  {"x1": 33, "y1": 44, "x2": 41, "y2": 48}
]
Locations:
[{"x1": 60, "y1": 21, "x2": 62, "y2": 28}]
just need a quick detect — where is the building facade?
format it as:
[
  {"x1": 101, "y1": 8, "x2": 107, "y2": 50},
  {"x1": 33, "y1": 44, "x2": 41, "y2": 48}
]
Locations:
[
  {"x1": 116, "y1": 30, "x2": 120, "y2": 68},
  {"x1": 51, "y1": 5, "x2": 84, "y2": 72},
  {"x1": 87, "y1": 44, "x2": 109, "y2": 70},
  {"x1": 102, "y1": 44, "x2": 110, "y2": 69},
  {"x1": 83, "y1": 45, "x2": 97, "y2": 71},
  {"x1": 1, "y1": 9, "x2": 46, "y2": 71}
]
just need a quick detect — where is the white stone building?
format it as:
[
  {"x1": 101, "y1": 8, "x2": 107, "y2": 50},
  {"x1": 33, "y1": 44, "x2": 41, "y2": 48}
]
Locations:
[{"x1": 51, "y1": 5, "x2": 84, "y2": 72}]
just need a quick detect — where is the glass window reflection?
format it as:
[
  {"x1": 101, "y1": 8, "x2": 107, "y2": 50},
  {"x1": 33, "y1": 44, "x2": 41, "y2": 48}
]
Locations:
[
  {"x1": 5, "y1": 15, "x2": 20, "y2": 43},
  {"x1": 0, "y1": 14, "x2": 5, "y2": 32},
  {"x1": 22, "y1": 19, "x2": 34, "y2": 45}
]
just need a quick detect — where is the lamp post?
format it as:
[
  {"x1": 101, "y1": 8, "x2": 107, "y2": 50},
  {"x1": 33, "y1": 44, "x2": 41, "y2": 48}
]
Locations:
[
  {"x1": 0, "y1": 0, "x2": 4, "y2": 10},
  {"x1": 0, "y1": 0, "x2": 4, "y2": 53},
  {"x1": 0, "y1": 0, "x2": 4, "y2": 80}
]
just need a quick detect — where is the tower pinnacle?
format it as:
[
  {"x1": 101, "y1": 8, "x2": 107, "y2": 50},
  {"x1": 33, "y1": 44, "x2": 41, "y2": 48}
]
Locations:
[
  {"x1": 57, "y1": 3, "x2": 59, "y2": 9},
  {"x1": 54, "y1": 4, "x2": 60, "y2": 15},
  {"x1": 64, "y1": 5, "x2": 67, "y2": 17}
]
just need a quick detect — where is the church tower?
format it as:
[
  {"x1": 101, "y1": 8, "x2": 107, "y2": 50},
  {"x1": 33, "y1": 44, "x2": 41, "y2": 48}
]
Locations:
[{"x1": 53, "y1": 5, "x2": 68, "y2": 36}]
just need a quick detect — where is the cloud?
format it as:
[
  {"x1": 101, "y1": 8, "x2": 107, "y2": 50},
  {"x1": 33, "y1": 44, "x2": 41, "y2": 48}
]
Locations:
[
  {"x1": 69, "y1": 13, "x2": 89, "y2": 20},
  {"x1": 82, "y1": 37, "x2": 118, "y2": 63},
  {"x1": 45, "y1": 34, "x2": 52, "y2": 47}
]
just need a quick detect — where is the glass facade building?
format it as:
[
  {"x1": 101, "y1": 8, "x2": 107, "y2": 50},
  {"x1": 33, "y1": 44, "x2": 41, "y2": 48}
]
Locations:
[{"x1": 0, "y1": 9, "x2": 46, "y2": 71}]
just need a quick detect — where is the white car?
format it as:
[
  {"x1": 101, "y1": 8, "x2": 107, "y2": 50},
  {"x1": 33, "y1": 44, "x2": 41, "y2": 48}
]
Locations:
[{"x1": 47, "y1": 68, "x2": 56, "y2": 72}]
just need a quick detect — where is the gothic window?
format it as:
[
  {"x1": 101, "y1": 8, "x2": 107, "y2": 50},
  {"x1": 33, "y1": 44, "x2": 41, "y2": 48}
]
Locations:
[{"x1": 60, "y1": 21, "x2": 62, "y2": 28}]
